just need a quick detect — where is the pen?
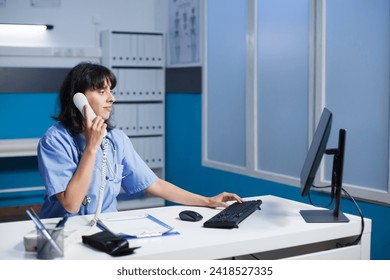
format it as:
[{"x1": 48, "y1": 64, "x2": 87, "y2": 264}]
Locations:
[
  {"x1": 56, "y1": 213, "x2": 69, "y2": 228},
  {"x1": 26, "y1": 208, "x2": 63, "y2": 256}
]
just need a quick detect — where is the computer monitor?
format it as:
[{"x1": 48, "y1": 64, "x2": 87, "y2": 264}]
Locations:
[{"x1": 300, "y1": 107, "x2": 349, "y2": 223}]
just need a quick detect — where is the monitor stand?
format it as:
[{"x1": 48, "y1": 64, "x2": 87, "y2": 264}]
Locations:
[
  {"x1": 300, "y1": 129, "x2": 349, "y2": 224},
  {"x1": 300, "y1": 209, "x2": 349, "y2": 223}
]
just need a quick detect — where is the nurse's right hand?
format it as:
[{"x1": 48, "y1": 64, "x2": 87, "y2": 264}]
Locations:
[{"x1": 83, "y1": 105, "x2": 107, "y2": 153}]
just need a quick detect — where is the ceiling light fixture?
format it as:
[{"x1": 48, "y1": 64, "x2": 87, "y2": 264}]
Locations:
[{"x1": 0, "y1": 23, "x2": 54, "y2": 32}]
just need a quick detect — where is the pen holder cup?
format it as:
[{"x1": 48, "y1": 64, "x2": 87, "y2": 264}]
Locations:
[{"x1": 36, "y1": 224, "x2": 64, "y2": 260}]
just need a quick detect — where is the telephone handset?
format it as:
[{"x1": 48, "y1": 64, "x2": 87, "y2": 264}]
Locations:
[
  {"x1": 73, "y1": 92, "x2": 107, "y2": 136},
  {"x1": 73, "y1": 92, "x2": 96, "y2": 120},
  {"x1": 73, "y1": 92, "x2": 107, "y2": 226}
]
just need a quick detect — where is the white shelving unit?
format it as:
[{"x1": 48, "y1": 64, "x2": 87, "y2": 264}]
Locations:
[
  {"x1": 101, "y1": 30, "x2": 166, "y2": 210},
  {"x1": 0, "y1": 138, "x2": 39, "y2": 158}
]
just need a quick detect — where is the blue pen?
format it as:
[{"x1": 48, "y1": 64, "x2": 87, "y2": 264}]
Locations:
[
  {"x1": 26, "y1": 209, "x2": 63, "y2": 256},
  {"x1": 56, "y1": 213, "x2": 69, "y2": 228}
]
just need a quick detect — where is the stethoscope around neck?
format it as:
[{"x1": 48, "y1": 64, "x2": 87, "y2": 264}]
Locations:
[
  {"x1": 74, "y1": 135, "x2": 125, "y2": 217},
  {"x1": 74, "y1": 135, "x2": 124, "y2": 184}
]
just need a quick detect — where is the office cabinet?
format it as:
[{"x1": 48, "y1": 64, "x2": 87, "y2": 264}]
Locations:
[
  {"x1": 112, "y1": 69, "x2": 164, "y2": 102},
  {"x1": 101, "y1": 30, "x2": 165, "y2": 210}
]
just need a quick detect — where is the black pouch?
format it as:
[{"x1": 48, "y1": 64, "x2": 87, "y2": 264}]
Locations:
[{"x1": 82, "y1": 231, "x2": 139, "y2": 257}]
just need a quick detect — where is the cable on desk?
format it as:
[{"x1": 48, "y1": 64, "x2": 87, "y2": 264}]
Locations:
[
  {"x1": 310, "y1": 184, "x2": 365, "y2": 248},
  {"x1": 338, "y1": 187, "x2": 365, "y2": 247}
]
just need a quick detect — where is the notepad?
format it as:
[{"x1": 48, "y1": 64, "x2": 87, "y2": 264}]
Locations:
[{"x1": 98, "y1": 214, "x2": 176, "y2": 238}]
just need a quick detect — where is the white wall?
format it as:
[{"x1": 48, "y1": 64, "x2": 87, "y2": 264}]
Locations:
[
  {"x1": 0, "y1": 0, "x2": 168, "y2": 47},
  {"x1": 0, "y1": 0, "x2": 168, "y2": 67}
]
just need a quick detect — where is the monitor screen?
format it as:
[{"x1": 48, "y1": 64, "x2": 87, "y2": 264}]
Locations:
[{"x1": 300, "y1": 107, "x2": 332, "y2": 196}]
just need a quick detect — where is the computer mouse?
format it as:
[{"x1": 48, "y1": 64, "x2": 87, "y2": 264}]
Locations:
[{"x1": 179, "y1": 210, "x2": 203, "y2": 222}]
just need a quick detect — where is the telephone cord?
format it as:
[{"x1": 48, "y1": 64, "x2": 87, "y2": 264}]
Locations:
[{"x1": 90, "y1": 138, "x2": 108, "y2": 226}]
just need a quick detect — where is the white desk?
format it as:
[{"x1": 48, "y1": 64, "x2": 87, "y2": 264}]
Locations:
[{"x1": 0, "y1": 195, "x2": 371, "y2": 260}]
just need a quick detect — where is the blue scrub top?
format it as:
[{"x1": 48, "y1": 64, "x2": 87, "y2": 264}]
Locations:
[{"x1": 38, "y1": 122, "x2": 158, "y2": 218}]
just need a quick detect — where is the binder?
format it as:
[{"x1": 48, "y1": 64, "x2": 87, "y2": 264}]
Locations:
[
  {"x1": 123, "y1": 69, "x2": 133, "y2": 101},
  {"x1": 156, "y1": 69, "x2": 164, "y2": 99},
  {"x1": 112, "y1": 33, "x2": 129, "y2": 66},
  {"x1": 148, "y1": 137, "x2": 164, "y2": 168},
  {"x1": 137, "y1": 104, "x2": 163, "y2": 136},
  {"x1": 129, "y1": 34, "x2": 138, "y2": 66},
  {"x1": 111, "y1": 68, "x2": 119, "y2": 99},
  {"x1": 117, "y1": 69, "x2": 126, "y2": 101},
  {"x1": 113, "y1": 104, "x2": 138, "y2": 135}
]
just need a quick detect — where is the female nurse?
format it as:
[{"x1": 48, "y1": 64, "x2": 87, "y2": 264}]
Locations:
[{"x1": 38, "y1": 62, "x2": 243, "y2": 218}]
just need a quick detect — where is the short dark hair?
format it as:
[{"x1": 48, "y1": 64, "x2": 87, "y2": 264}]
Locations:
[{"x1": 54, "y1": 62, "x2": 117, "y2": 136}]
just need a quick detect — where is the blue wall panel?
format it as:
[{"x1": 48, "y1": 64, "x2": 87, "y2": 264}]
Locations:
[
  {"x1": 0, "y1": 92, "x2": 58, "y2": 139},
  {"x1": 0, "y1": 92, "x2": 57, "y2": 206}
]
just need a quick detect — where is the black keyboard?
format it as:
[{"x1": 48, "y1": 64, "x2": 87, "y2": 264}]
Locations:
[{"x1": 203, "y1": 200, "x2": 262, "y2": 229}]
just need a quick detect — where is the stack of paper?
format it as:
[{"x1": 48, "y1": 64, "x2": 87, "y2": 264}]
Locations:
[{"x1": 98, "y1": 214, "x2": 176, "y2": 239}]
